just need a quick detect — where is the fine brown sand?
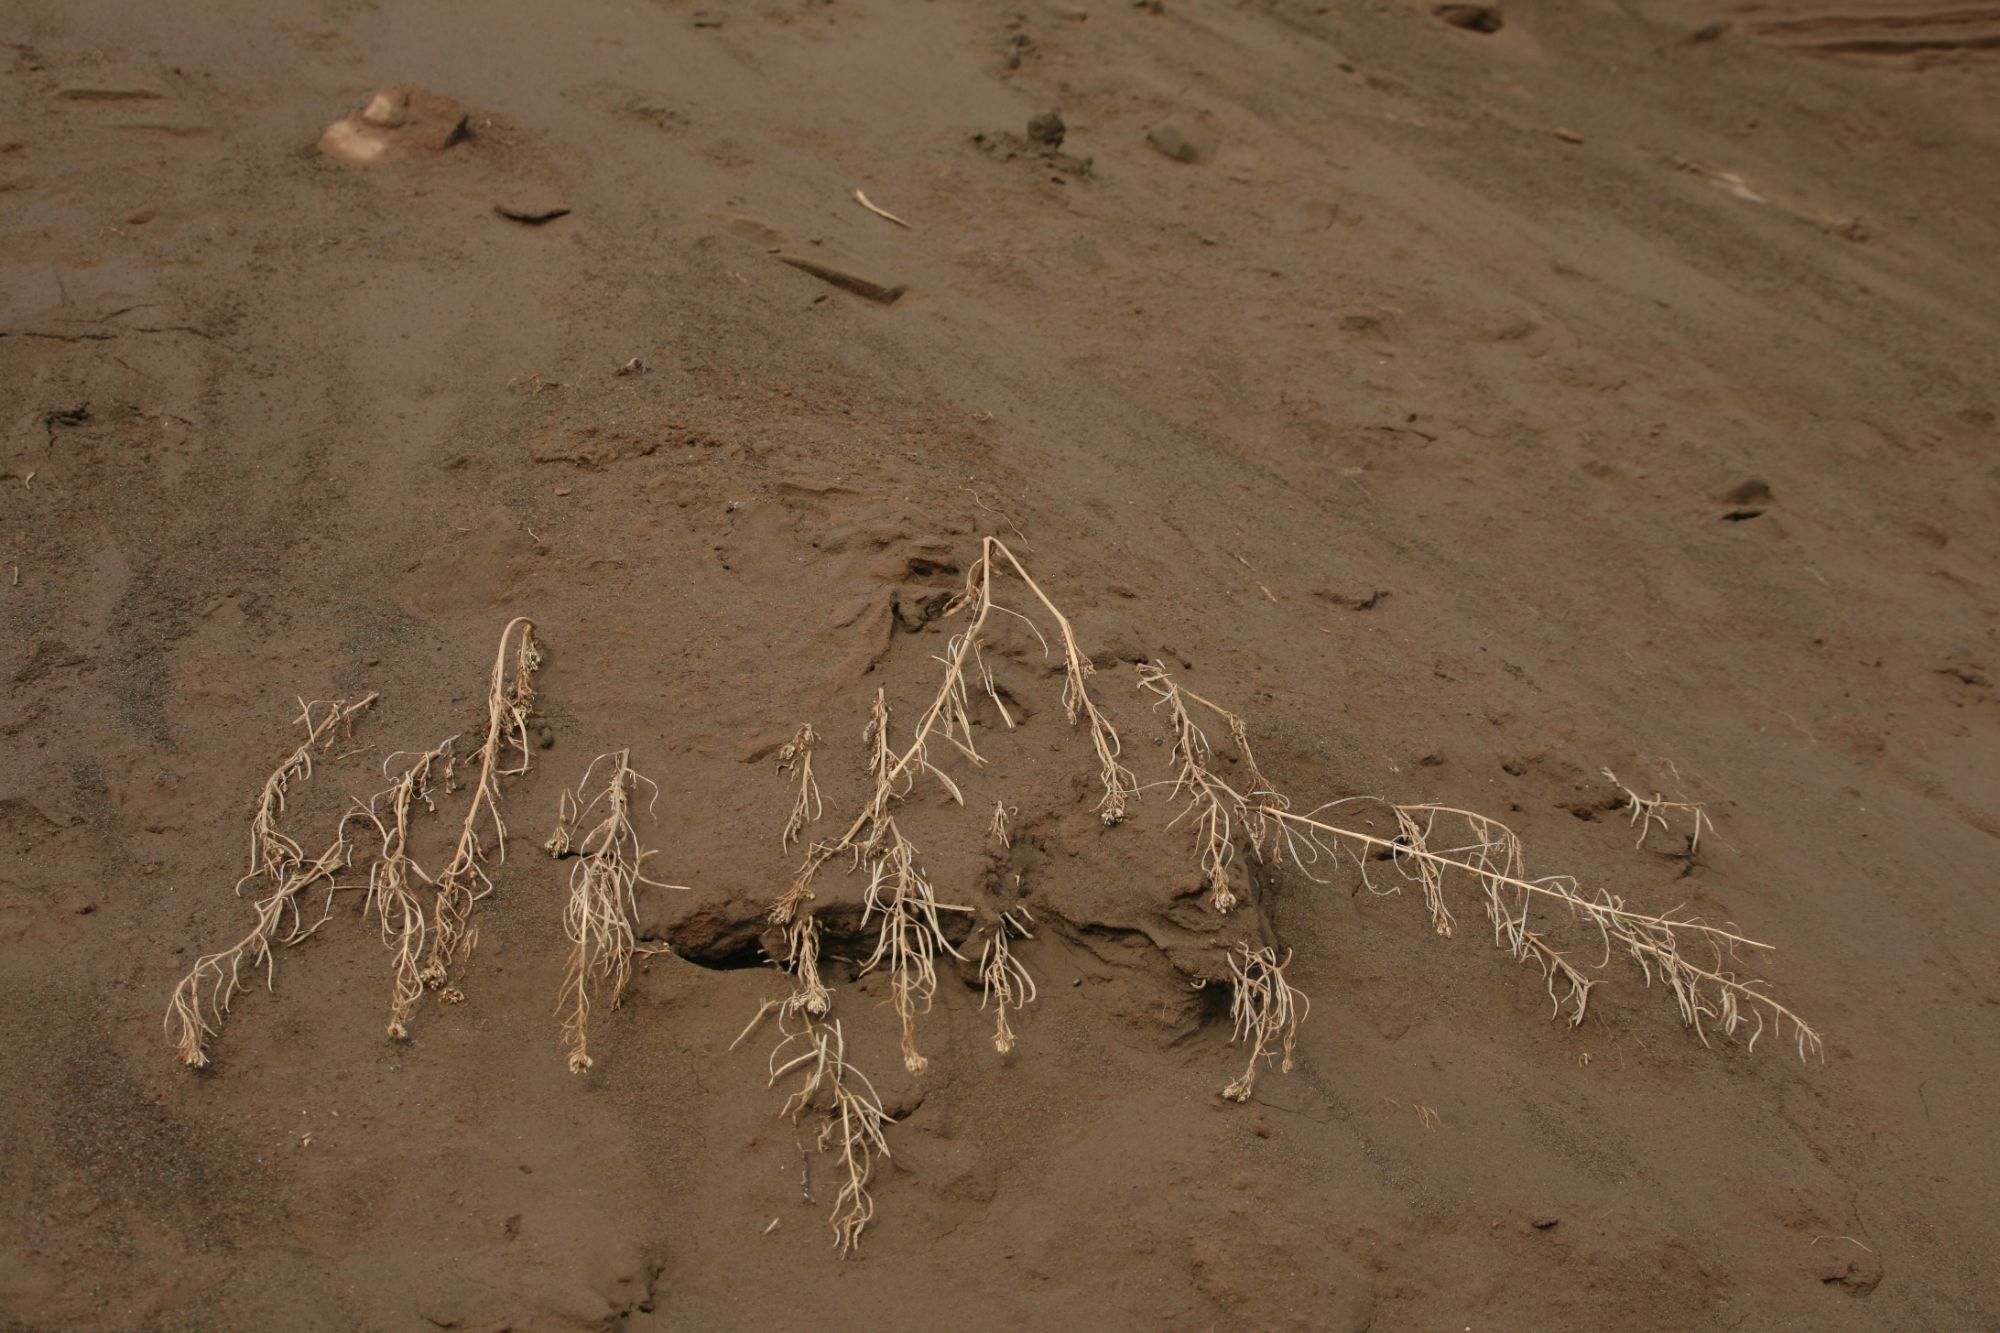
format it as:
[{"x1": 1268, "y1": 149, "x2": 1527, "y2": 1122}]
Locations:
[{"x1": 3, "y1": 1, "x2": 1997, "y2": 1328}]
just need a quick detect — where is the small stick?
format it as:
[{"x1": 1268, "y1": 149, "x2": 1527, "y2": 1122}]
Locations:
[
  {"x1": 777, "y1": 725, "x2": 823, "y2": 849},
  {"x1": 419, "y1": 617, "x2": 542, "y2": 999},
  {"x1": 852, "y1": 188, "x2": 912, "y2": 229}
]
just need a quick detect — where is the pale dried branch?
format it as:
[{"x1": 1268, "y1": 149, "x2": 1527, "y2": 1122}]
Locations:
[
  {"x1": 1221, "y1": 944, "x2": 1309, "y2": 1102},
  {"x1": 358, "y1": 737, "x2": 457, "y2": 1040},
  {"x1": 241, "y1": 695, "x2": 377, "y2": 895},
  {"x1": 419, "y1": 616, "x2": 542, "y2": 1000},
  {"x1": 988, "y1": 799, "x2": 1013, "y2": 848},
  {"x1": 784, "y1": 912, "x2": 833, "y2": 1018},
  {"x1": 978, "y1": 908, "x2": 1038, "y2": 1054},
  {"x1": 1136, "y1": 662, "x2": 1290, "y2": 912},
  {"x1": 767, "y1": 1015, "x2": 894, "y2": 1255},
  {"x1": 166, "y1": 696, "x2": 378, "y2": 1067},
  {"x1": 1267, "y1": 805, "x2": 1821, "y2": 1060},
  {"x1": 859, "y1": 805, "x2": 972, "y2": 1073},
  {"x1": 778, "y1": 724, "x2": 824, "y2": 849},
  {"x1": 1603, "y1": 768, "x2": 1714, "y2": 854},
  {"x1": 554, "y1": 750, "x2": 680, "y2": 1072}
]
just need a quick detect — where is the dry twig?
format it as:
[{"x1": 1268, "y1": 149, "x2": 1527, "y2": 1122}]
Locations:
[
  {"x1": 1603, "y1": 768, "x2": 1714, "y2": 853},
  {"x1": 1221, "y1": 944, "x2": 1309, "y2": 1101},
  {"x1": 978, "y1": 908, "x2": 1038, "y2": 1054},
  {"x1": 1137, "y1": 662, "x2": 1287, "y2": 912},
  {"x1": 165, "y1": 695, "x2": 378, "y2": 1067},
  {"x1": 768, "y1": 1015, "x2": 894, "y2": 1255},
  {"x1": 989, "y1": 799, "x2": 1012, "y2": 848},
  {"x1": 419, "y1": 616, "x2": 542, "y2": 1000},
  {"x1": 778, "y1": 724, "x2": 823, "y2": 849},
  {"x1": 551, "y1": 750, "x2": 679, "y2": 1072},
  {"x1": 356, "y1": 737, "x2": 457, "y2": 1039},
  {"x1": 1267, "y1": 805, "x2": 1821, "y2": 1059},
  {"x1": 768, "y1": 537, "x2": 1135, "y2": 928},
  {"x1": 241, "y1": 696, "x2": 377, "y2": 896}
]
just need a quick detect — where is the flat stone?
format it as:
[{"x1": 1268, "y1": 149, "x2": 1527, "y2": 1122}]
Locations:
[
  {"x1": 1145, "y1": 119, "x2": 1206, "y2": 163},
  {"x1": 317, "y1": 85, "x2": 467, "y2": 167}
]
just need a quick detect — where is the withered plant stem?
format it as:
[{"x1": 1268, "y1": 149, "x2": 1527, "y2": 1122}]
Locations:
[
  {"x1": 978, "y1": 908, "x2": 1037, "y2": 1054},
  {"x1": 419, "y1": 616, "x2": 541, "y2": 1000},
  {"x1": 553, "y1": 749, "x2": 677, "y2": 1072},
  {"x1": 1267, "y1": 805, "x2": 1821, "y2": 1059},
  {"x1": 242, "y1": 695, "x2": 377, "y2": 895},
  {"x1": 768, "y1": 1015, "x2": 893, "y2": 1255},
  {"x1": 1221, "y1": 944, "x2": 1309, "y2": 1101},
  {"x1": 359, "y1": 737, "x2": 457, "y2": 1039},
  {"x1": 166, "y1": 695, "x2": 378, "y2": 1068}
]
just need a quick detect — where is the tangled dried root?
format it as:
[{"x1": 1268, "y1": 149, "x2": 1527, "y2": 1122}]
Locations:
[
  {"x1": 1221, "y1": 944, "x2": 1309, "y2": 1102},
  {"x1": 1137, "y1": 662, "x2": 1288, "y2": 913},
  {"x1": 768, "y1": 1015, "x2": 893, "y2": 1255},
  {"x1": 777, "y1": 724, "x2": 824, "y2": 850},
  {"x1": 358, "y1": 737, "x2": 457, "y2": 1040},
  {"x1": 1270, "y1": 805, "x2": 1820, "y2": 1059},
  {"x1": 165, "y1": 696, "x2": 378, "y2": 1067},
  {"x1": 551, "y1": 750, "x2": 680, "y2": 1072},
  {"x1": 418, "y1": 616, "x2": 541, "y2": 1002},
  {"x1": 977, "y1": 908, "x2": 1038, "y2": 1054}
]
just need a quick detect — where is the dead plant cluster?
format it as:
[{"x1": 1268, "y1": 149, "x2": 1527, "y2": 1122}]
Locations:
[
  {"x1": 548, "y1": 750, "x2": 681, "y2": 1072},
  {"x1": 736, "y1": 535, "x2": 1818, "y2": 1252},
  {"x1": 166, "y1": 536, "x2": 1820, "y2": 1263},
  {"x1": 166, "y1": 618, "x2": 679, "y2": 1072}
]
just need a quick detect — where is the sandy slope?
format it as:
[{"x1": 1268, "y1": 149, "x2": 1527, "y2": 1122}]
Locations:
[{"x1": 2, "y1": 0, "x2": 1996, "y2": 1327}]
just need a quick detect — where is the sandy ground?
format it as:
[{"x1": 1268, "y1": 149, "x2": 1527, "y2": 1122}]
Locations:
[{"x1": 2, "y1": 0, "x2": 1997, "y2": 1328}]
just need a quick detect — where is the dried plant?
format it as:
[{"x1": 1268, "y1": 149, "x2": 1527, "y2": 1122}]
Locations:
[
  {"x1": 977, "y1": 908, "x2": 1038, "y2": 1054},
  {"x1": 854, "y1": 694, "x2": 971, "y2": 1074},
  {"x1": 988, "y1": 799, "x2": 1012, "y2": 848},
  {"x1": 1221, "y1": 944, "x2": 1309, "y2": 1102},
  {"x1": 419, "y1": 616, "x2": 542, "y2": 1000},
  {"x1": 356, "y1": 737, "x2": 458, "y2": 1040},
  {"x1": 165, "y1": 696, "x2": 377, "y2": 1067},
  {"x1": 1376, "y1": 802, "x2": 1597, "y2": 1024},
  {"x1": 1136, "y1": 662, "x2": 1287, "y2": 912},
  {"x1": 1603, "y1": 768, "x2": 1714, "y2": 853},
  {"x1": 241, "y1": 695, "x2": 377, "y2": 894},
  {"x1": 768, "y1": 1015, "x2": 894, "y2": 1255},
  {"x1": 783, "y1": 912, "x2": 833, "y2": 1018},
  {"x1": 768, "y1": 538, "x2": 1136, "y2": 930},
  {"x1": 1268, "y1": 805, "x2": 1821, "y2": 1059},
  {"x1": 550, "y1": 750, "x2": 679, "y2": 1072},
  {"x1": 765, "y1": 543, "x2": 1135, "y2": 1071},
  {"x1": 778, "y1": 724, "x2": 823, "y2": 849}
]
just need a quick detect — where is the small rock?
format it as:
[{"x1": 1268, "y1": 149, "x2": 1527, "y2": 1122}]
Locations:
[
  {"x1": 317, "y1": 85, "x2": 467, "y2": 167},
  {"x1": 692, "y1": 10, "x2": 725, "y2": 27},
  {"x1": 124, "y1": 206, "x2": 155, "y2": 225},
  {"x1": 1027, "y1": 109, "x2": 1066, "y2": 147},
  {"x1": 1552, "y1": 126, "x2": 1583, "y2": 144},
  {"x1": 536, "y1": 726, "x2": 555, "y2": 750},
  {"x1": 1816, "y1": 1245, "x2": 1883, "y2": 1297},
  {"x1": 1434, "y1": 3, "x2": 1504, "y2": 32},
  {"x1": 1145, "y1": 119, "x2": 1206, "y2": 164},
  {"x1": 1530, "y1": 1215, "x2": 1560, "y2": 1230}
]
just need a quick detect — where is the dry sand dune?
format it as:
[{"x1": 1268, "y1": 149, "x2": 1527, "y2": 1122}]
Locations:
[{"x1": 2, "y1": 0, "x2": 1997, "y2": 1328}]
